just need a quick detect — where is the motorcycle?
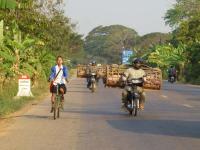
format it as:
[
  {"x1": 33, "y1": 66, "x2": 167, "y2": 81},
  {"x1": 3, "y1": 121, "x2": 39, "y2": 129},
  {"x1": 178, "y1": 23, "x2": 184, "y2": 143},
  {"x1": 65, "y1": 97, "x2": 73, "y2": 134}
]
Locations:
[
  {"x1": 168, "y1": 76, "x2": 175, "y2": 83},
  {"x1": 124, "y1": 78, "x2": 143, "y2": 116},
  {"x1": 89, "y1": 73, "x2": 97, "y2": 92}
]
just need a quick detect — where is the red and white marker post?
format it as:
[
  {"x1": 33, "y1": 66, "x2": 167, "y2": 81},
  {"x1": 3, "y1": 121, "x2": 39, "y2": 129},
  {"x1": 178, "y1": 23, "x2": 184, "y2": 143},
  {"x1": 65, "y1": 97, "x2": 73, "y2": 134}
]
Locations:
[{"x1": 16, "y1": 75, "x2": 33, "y2": 97}]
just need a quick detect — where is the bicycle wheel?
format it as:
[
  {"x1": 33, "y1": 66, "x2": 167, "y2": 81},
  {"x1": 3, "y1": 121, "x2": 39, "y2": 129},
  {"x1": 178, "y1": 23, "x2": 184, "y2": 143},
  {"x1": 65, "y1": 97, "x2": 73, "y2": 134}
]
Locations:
[
  {"x1": 53, "y1": 107, "x2": 57, "y2": 120},
  {"x1": 57, "y1": 107, "x2": 60, "y2": 118},
  {"x1": 53, "y1": 100, "x2": 58, "y2": 120},
  {"x1": 129, "y1": 110, "x2": 133, "y2": 115},
  {"x1": 91, "y1": 83, "x2": 96, "y2": 93},
  {"x1": 133, "y1": 100, "x2": 138, "y2": 117}
]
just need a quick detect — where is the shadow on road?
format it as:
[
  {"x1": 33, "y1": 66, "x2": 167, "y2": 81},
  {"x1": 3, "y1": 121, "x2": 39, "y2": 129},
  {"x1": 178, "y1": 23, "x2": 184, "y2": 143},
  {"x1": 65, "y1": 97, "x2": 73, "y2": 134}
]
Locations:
[
  {"x1": 67, "y1": 90, "x2": 91, "y2": 93},
  {"x1": 22, "y1": 115, "x2": 50, "y2": 119},
  {"x1": 107, "y1": 119, "x2": 200, "y2": 138},
  {"x1": 64, "y1": 109, "x2": 125, "y2": 118},
  {"x1": 70, "y1": 83, "x2": 85, "y2": 86},
  {"x1": 68, "y1": 86, "x2": 87, "y2": 89}
]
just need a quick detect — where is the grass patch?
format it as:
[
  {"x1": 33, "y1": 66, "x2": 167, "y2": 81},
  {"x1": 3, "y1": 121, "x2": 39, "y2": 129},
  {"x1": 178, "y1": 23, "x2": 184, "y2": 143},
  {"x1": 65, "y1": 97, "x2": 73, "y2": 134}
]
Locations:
[
  {"x1": 0, "y1": 97, "x2": 33, "y2": 116},
  {"x1": 0, "y1": 69, "x2": 75, "y2": 117},
  {"x1": 0, "y1": 79, "x2": 48, "y2": 117}
]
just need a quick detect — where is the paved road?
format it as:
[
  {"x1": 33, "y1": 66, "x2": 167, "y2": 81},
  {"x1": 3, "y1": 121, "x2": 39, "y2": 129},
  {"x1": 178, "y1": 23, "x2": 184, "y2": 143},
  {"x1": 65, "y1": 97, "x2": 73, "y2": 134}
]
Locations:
[{"x1": 0, "y1": 78, "x2": 200, "y2": 150}]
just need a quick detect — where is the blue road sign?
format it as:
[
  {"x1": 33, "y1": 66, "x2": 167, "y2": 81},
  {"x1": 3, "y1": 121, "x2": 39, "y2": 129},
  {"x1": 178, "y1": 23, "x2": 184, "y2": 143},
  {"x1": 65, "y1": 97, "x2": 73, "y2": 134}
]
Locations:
[{"x1": 122, "y1": 50, "x2": 133, "y2": 64}]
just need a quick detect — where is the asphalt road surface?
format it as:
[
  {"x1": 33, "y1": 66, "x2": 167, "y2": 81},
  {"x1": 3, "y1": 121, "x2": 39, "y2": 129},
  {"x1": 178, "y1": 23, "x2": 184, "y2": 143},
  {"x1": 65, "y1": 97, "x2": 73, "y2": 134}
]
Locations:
[{"x1": 0, "y1": 78, "x2": 200, "y2": 150}]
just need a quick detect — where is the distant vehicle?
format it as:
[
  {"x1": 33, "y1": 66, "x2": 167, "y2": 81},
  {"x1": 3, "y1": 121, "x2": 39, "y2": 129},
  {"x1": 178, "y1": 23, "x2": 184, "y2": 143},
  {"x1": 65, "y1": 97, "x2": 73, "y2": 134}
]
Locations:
[
  {"x1": 89, "y1": 73, "x2": 97, "y2": 93},
  {"x1": 168, "y1": 76, "x2": 175, "y2": 84}
]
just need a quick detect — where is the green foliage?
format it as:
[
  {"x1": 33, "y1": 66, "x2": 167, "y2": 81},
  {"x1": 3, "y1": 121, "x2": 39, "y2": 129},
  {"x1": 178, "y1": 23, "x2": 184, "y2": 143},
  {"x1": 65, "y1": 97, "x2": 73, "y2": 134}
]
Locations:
[
  {"x1": 165, "y1": 0, "x2": 200, "y2": 27},
  {"x1": 147, "y1": 44, "x2": 188, "y2": 80},
  {"x1": 184, "y1": 43, "x2": 200, "y2": 83},
  {"x1": 0, "y1": 0, "x2": 84, "y2": 117},
  {"x1": 84, "y1": 25, "x2": 139, "y2": 63},
  {"x1": 0, "y1": 0, "x2": 84, "y2": 79},
  {"x1": 0, "y1": 78, "x2": 48, "y2": 117},
  {"x1": 135, "y1": 32, "x2": 171, "y2": 57},
  {"x1": 84, "y1": 24, "x2": 171, "y2": 64},
  {"x1": 0, "y1": 0, "x2": 16, "y2": 9},
  {"x1": 144, "y1": 0, "x2": 200, "y2": 83},
  {"x1": 148, "y1": 44, "x2": 187, "y2": 71}
]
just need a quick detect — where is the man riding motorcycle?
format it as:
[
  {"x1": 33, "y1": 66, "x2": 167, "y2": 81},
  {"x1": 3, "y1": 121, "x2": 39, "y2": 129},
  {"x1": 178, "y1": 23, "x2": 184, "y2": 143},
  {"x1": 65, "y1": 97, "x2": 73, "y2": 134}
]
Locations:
[
  {"x1": 121, "y1": 58, "x2": 146, "y2": 110},
  {"x1": 168, "y1": 66, "x2": 177, "y2": 82},
  {"x1": 87, "y1": 61, "x2": 98, "y2": 88}
]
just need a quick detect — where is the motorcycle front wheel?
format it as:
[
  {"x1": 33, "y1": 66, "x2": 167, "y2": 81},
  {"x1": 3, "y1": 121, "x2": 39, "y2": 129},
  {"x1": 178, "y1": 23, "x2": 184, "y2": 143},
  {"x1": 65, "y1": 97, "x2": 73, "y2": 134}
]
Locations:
[
  {"x1": 91, "y1": 83, "x2": 96, "y2": 93},
  {"x1": 133, "y1": 99, "x2": 138, "y2": 116}
]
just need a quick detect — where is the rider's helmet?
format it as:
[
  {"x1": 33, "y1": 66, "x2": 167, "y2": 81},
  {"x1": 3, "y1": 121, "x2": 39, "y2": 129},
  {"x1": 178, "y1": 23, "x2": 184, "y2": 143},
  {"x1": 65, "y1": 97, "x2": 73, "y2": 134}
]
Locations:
[
  {"x1": 91, "y1": 61, "x2": 96, "y2": 66},
  {"x1": 132, "y1": 58, "x2": 143, "y2": 69}
]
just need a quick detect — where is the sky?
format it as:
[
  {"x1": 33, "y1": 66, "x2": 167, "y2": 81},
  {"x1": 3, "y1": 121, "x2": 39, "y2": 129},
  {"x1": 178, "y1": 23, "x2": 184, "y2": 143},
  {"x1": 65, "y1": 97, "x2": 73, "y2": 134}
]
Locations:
[{"x1": 64, "y1": 0, "x2": 176, "y2": 36}]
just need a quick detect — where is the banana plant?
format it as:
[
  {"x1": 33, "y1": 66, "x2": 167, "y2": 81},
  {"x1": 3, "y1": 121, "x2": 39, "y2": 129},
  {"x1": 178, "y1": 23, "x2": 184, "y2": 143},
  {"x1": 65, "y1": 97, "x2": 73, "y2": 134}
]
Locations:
[
  {"x1": 0, "y1": 0, "x2": 16, "y2": 9},
  {"x1": 148, "y1": 44, "x2": 188, "y2": 78}
]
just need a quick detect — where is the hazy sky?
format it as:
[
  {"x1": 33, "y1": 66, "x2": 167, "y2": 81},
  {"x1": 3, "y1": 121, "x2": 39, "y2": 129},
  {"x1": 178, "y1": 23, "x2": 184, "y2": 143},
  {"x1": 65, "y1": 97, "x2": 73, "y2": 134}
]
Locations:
[{"x1": 64, "y1": 0, "x2": 176, "y2": 36}]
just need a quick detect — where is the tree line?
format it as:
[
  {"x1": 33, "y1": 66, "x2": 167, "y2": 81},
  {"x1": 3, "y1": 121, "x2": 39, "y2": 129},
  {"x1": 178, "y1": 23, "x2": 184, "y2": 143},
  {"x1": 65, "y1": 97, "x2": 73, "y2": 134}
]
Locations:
[
  {"x1": 148, "y1": 0, "x2": 200, "y2": 83},
  {"x1": 0, "y1": 0, "x2": 84, "y2": 98},
  {"x1": 0, "y1": 0, "x2": 85, "y2": 115},
  {"x1": 84, "y1": 0, "x2": 200, "y2": 84},
  {"x1": 84, "y1": 25, "x2": 170, "y2": 64}
]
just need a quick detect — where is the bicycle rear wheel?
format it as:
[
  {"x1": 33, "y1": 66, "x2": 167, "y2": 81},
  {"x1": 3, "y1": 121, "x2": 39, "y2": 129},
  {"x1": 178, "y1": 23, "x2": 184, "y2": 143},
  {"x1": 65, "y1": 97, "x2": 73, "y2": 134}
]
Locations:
[
  {"x1": 53, "y1": 100, "x2": 58, "y2": 120},
  {"x1": 57, "y1": 108, "x2": 60, "y2": 118},
  {"x1": 53, "y1": 107, "x2": 57, "y2": 120}
]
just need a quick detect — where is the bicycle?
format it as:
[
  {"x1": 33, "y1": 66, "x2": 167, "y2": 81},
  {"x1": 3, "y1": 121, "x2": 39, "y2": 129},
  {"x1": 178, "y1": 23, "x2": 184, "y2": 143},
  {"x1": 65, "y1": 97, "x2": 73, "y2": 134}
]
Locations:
[{"x1": 53, "y1": 84, "x2": 63, "y2": 120}]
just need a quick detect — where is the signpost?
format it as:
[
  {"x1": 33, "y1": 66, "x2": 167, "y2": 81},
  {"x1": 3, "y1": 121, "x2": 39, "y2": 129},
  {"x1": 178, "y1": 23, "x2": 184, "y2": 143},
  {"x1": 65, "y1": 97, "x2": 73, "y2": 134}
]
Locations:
[
  {"x1": 121, "y1": 50, "x2": 134, "y2": 64},
  {"x1": 16, "y1": 75, "x2": 33, "y2": 97}
]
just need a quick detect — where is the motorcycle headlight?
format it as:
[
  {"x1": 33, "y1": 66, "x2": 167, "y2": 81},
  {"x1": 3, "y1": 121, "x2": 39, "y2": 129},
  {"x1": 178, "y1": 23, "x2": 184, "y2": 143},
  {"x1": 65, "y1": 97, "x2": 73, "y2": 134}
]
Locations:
[
  {"x1": 122, "y1": 76, "x2": 127, "y2": 81},
  {"x1": 126, "y1": 86, "x2": 132, "y2": 92}
]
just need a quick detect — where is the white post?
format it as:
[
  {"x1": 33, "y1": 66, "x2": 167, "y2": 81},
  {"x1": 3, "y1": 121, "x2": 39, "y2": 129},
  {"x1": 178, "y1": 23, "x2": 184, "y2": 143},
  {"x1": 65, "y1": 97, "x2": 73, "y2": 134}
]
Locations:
[{"x1": 16, "y1": 75, "x2": 33, "y2": 97}]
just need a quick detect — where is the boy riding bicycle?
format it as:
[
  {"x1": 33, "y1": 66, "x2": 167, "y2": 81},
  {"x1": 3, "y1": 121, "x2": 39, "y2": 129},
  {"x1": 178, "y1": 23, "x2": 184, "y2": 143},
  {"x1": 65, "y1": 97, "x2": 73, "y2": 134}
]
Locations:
[{"x1": 49, "y1": 56, "x2": 68, "y2": 113}]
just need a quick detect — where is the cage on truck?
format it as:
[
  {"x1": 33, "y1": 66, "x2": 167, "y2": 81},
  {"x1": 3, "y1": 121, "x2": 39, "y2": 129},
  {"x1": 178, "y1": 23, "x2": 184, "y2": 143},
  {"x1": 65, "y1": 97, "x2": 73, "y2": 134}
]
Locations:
[
  {"x1": 77, "y1": 65, "x2": 87, "y2": 78},
  {"x1": 104, "y1": 64, "x2": 162, "y2": 90}
]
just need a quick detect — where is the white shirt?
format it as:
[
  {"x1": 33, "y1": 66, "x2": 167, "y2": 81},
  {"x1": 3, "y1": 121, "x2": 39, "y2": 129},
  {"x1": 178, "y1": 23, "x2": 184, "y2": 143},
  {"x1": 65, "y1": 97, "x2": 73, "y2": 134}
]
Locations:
[
  {"x1": 53, "y1": 65, "x2": 66, "y2": 85},
  {"x1": 124, "y1": 68, "x2": 146, "y2": 80}
]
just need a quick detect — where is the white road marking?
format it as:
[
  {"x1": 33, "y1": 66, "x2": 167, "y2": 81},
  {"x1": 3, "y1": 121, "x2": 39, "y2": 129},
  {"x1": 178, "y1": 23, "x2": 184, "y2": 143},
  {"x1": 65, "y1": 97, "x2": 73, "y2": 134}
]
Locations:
[{"x1": 182, "y1": 104, "x2": 193, "y2": 108}]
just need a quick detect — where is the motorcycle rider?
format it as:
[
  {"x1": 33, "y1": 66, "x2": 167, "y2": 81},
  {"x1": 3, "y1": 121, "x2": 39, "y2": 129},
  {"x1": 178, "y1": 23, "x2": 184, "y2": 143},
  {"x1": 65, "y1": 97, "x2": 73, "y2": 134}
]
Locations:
[
  {"x1": 86, "y1": 63, "x2": 92, "y2": 87},
  {"x1": 121, "y1": 58, "x2": 146, "y2": 110},
  {"x1": 168, "y1": 66, "x2": 177, "y2": 81},
  {"x1": 87, "y1": 61, "x2": 98, "y2": 88}
]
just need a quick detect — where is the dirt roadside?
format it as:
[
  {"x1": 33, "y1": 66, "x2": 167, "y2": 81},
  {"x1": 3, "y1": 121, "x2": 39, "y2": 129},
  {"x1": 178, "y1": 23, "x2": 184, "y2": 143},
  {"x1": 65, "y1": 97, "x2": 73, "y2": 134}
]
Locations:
[{"x1": 0, "y1": 69, "x2": 77, "y2": 133}]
